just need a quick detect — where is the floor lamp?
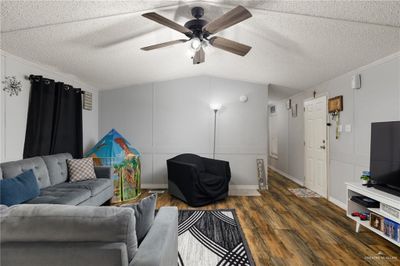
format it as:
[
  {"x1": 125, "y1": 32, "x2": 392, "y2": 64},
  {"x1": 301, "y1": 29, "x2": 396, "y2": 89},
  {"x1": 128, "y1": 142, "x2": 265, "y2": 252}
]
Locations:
[{"x1": 210, "y1": 103, "x2": 222, "y2": 159}]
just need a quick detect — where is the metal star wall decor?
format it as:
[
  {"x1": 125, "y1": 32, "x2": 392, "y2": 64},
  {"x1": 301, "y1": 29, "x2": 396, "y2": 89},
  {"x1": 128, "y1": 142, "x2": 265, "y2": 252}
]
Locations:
[{"x1": 2, "y1": 76, "x2": 22, "y2": 96}]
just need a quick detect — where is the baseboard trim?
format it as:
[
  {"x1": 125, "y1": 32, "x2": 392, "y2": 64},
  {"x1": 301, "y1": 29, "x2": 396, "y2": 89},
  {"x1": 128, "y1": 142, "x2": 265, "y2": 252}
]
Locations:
[
  {"x1": 142, "y1": 184, "x2": 259, "y2": 190},
  {"x1": 328, "y1": 196, "x2": 346, "y2": 210},
  {"x1": 229, "y1": 185, "x2": 259, "y2": 190},
  {"x1": 268, "y1": 165, "x2": 305, "y2": 186},
  {"x1": 142, "y1": 184, "x2": 168, "y2": 189}
]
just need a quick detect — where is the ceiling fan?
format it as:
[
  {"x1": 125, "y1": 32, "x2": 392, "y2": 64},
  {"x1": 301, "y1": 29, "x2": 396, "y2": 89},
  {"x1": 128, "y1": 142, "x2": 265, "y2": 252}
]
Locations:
[{"x1": 141, "y1": 5, "x2": 252, "y2": 64}]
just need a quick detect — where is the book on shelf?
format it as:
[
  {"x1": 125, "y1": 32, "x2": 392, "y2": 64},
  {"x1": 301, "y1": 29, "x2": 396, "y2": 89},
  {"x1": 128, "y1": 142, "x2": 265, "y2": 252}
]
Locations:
[{"x1": 383, "y1": 218, "x2": 399, "y2": 242}]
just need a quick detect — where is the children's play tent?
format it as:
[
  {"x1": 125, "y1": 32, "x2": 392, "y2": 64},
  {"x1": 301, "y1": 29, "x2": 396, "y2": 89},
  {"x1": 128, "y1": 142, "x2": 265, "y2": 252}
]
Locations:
[{"x1": 85, "y1": 129, "x2": 141, "y2": 202}]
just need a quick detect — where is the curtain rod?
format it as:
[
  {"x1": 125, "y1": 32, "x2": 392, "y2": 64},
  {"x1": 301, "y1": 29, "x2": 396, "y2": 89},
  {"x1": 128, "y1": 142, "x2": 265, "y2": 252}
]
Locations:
[{"x1": 24, "y1": 75, "x2": 86, "y2": 94}]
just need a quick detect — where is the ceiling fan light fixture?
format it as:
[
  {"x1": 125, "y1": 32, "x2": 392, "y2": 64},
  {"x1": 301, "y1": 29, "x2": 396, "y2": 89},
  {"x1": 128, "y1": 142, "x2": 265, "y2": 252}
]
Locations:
[
  {"x1": 191, "y1": 37, "x2": 202, "y2": 51},
  {"x1": 186, "y1": 48, "x2": 196, "y2": 58},
  {"x1": 141, "y1": 5, "x2": 253, "y2": 64}
]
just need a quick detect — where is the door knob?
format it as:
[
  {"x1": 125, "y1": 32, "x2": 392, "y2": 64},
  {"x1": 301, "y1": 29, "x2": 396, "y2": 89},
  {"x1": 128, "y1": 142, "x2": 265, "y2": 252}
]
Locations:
[{"x1": 320, "y1": 145, "x2": 326, "y2": 149}]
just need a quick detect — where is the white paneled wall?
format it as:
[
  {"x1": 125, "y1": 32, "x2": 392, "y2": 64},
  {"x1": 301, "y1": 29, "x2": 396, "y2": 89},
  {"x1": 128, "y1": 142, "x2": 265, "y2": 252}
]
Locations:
[
  {"x1": 268, "y1": 53, "x2": 400, "y2": 206},
  {"x1": 0, "y1": 54, "x2": 5, "y2": 162},
  {"x1": 99, "y1": 76, "x2": 269, "y2": 187},
  {"x1": 153, "y1": 77, "x2": 211, "y2": 154}
]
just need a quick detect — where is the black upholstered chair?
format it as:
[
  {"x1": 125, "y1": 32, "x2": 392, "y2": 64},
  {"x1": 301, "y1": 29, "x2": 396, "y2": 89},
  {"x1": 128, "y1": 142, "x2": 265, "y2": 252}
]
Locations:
[{"x1": 167, "y1": 154, "x2": 231, "y2": 207}]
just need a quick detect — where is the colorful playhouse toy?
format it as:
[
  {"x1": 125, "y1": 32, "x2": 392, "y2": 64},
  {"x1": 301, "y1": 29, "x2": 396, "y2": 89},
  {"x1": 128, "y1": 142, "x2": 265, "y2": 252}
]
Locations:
[{"x1": 84, "y1": 129, "x2": 141, "y2": 203}]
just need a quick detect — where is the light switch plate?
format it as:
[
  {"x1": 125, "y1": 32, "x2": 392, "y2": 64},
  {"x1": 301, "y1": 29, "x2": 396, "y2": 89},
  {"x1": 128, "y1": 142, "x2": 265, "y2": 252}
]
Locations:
[
  {"x1": 338, "y1": 125, "x2": 343, "y2": 132},
  {"x1": 345, "y1": 124, "x2": 352, "y2": 132}
]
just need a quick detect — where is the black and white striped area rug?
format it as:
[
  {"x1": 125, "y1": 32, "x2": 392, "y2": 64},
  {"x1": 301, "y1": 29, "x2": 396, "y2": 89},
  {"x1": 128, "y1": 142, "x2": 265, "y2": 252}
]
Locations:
[{"x1": 178, "y1": 209, "x2": 255, "y2": 266}]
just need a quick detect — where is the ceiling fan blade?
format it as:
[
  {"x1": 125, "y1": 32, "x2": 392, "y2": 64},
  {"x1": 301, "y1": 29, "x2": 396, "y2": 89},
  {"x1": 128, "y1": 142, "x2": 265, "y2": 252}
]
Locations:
[
  {"x1": 141, "y1": 39, "x2": 188, "y2": 51},
  {"x1": 209, "y1": 36, "x2": 251, "y2": 56},
  {"x1": 193, "y1": 47, "x2": 205, "y2": 64},
  {"x1": 203, "y1": 5, "x2": 252, "y2": 35},
  {"x1": 142, "y1": 12, "x2": 192, "y2": 36}
]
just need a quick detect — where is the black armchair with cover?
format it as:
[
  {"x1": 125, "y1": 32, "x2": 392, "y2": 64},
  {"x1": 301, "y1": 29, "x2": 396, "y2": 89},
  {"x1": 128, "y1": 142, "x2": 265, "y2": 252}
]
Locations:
[{"x1": 167, "y1": 154, "x2": 231, "y2": 207}]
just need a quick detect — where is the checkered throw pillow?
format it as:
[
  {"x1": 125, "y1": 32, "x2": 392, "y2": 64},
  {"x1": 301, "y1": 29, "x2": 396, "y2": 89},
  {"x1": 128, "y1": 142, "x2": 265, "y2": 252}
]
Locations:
[{"x1": 66, "y1": 158, "x2": 97, "y2": 183}]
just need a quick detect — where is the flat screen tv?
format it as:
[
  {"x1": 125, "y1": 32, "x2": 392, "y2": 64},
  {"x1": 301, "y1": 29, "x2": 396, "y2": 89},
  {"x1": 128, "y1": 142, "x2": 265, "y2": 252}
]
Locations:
[{"x1": 370, "y1": 121, "x2": 400, "y2": 196}]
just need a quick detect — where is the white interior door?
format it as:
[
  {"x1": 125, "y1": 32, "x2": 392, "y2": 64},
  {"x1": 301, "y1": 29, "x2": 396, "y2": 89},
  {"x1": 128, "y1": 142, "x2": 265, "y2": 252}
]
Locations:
[{"x1": 304, "y1": 96, "x2": 328, "y2": 197}]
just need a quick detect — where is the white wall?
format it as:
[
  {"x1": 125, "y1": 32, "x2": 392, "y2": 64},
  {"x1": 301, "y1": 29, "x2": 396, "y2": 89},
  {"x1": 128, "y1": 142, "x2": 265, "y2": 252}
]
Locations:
[
  {"x1": 268, "y1": 100, "x2": 289, "y2": 172},
  {"x1": 0, "y1": 51, "x2": 99, "y2": 162},
  {"x1": 269, "y1": 53, "x2": 400, "y2": 206},
  {"x1": 99, "y1": 76, "x2": 269, "y2": 188},
  {"x1": 268, "y1": 92, "x2": 305, "y2": 184}
]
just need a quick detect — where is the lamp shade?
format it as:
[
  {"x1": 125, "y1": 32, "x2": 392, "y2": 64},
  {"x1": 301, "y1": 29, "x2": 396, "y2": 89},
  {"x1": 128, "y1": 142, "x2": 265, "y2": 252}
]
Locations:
[{"x1": 210, "y1": 103, "x2": 222, "y2": 110}]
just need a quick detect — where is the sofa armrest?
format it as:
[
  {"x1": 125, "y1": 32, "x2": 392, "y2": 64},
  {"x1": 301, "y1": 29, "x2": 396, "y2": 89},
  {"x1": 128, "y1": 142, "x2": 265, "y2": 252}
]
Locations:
[
  {"x1": 1, "y1": 242, "x2": 129, "y2": 266},
  {"x1": 94, "y1": 166, "x2": 113, "y2": 179},
  {"x1": 202, "y1": 157, "x2": 231, "y2": 180},
  {"x1": 130, "y1": 207, "x2": 178, "y2": 266}
]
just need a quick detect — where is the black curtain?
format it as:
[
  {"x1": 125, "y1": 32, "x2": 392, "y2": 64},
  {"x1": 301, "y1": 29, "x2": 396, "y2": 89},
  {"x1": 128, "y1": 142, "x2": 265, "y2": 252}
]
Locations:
[{"x1": 23, "y1": 75, "x2": 83, "y2": 158}]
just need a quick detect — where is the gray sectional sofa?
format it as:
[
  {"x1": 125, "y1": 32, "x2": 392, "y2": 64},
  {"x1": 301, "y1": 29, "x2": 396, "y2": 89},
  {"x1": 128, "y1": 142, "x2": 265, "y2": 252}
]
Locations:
[
  {"x1": 0, "y1": 153, "x2": 113, "y2": 206},
  {"x1": 0, "y1": 204, "x2": 179, "y2": 266},
  {"x1": 0, "y1": 153, "x2": 180, "y2": 266}
]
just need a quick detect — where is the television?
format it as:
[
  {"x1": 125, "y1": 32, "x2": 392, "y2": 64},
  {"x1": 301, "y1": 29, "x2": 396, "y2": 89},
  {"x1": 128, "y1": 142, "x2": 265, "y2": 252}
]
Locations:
[{"x1": 370, "y1": 121, "x2": 400, "y2": 196}]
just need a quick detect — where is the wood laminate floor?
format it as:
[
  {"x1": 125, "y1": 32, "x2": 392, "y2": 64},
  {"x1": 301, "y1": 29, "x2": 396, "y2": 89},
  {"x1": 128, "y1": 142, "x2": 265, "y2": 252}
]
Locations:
[{"x1": 132, "y1": 169, "x2": 400, "y2": 265}]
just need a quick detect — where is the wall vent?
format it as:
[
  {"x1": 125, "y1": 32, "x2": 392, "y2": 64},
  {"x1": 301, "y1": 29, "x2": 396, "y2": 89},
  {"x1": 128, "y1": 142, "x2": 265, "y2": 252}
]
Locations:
[{"x1": 83, "y1": 91, "x2": 93, "y2": 111}]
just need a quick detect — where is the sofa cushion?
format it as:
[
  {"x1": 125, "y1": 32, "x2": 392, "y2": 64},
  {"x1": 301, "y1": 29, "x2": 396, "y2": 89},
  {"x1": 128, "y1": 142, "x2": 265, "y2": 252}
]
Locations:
[
  {"x1": 54, "y1": 178, "x2": 113, "y2": 196},
  {"x1": 0, "y1": 157, "x2": 51, "y2": 189},
  {"x1": 0, "y1": 204, "x2": 138, "y2": 261},
  {"x1": 77, "y1": 185, "x2": 114, "y2": 206},
  {"x1": 26, "y1": 187, "x2": 91, "y2": 205},
  {"x1": 42, "y1": 153, "x2": 72, "y2": 185},
  {"x1": 123, "y1": 193, "x2": 157, "y2": 243},
  {"x1": 0, "y1": 170, "x2": 40, "y2": 206},
  {"x1": 67, "y1": 158, "x2": 97, "y2": 182}
]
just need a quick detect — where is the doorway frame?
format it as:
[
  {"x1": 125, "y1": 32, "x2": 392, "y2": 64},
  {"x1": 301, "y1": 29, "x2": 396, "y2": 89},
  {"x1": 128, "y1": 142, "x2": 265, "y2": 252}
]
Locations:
[{"x1": 303, "y1": 94, "x2": 330, "y2": 198}]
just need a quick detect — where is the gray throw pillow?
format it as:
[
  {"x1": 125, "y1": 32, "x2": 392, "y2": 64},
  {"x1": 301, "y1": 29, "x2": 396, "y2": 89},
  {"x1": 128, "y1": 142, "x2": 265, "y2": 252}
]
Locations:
[{"x1": 124, "y1": 193, "x2": 157, "y2": 243}]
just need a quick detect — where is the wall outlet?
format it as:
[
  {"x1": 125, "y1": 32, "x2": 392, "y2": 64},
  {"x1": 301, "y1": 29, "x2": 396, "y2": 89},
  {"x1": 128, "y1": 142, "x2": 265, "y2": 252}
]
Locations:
[{"x1": 345, "y1": 124, "x2": 352, "y2": 132}]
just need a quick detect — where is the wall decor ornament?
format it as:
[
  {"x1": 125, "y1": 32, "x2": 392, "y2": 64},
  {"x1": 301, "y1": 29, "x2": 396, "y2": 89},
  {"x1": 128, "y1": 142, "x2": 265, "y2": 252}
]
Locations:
[
  {"x1": 328, "y1": 95, "x2": 344, "y2": 139},
  {"x1": 2, "y1": 76, "x2": 22, "y2": 96},
  {"x1": 328, "y1": 95, "x2": 343, "y2": 113}
]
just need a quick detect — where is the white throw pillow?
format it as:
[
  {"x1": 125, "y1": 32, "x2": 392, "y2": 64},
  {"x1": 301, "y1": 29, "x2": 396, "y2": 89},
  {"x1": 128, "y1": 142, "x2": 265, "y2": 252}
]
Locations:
[{"x1": 67, "y1": 158, "x2": 96, "y2": 182}]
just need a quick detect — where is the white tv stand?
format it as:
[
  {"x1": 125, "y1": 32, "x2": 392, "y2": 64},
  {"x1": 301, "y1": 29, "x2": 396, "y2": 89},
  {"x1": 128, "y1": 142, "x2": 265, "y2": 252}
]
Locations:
[{"x1": 346, "y1": 182, "x2": 400, "y2": 247}]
